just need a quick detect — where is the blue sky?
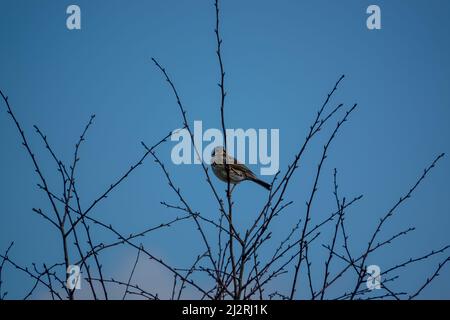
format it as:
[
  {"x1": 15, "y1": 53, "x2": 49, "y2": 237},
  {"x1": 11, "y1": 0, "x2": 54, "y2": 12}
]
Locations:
[{"x1": 0, "y1": 0, "x2": 449, "y2": 299}]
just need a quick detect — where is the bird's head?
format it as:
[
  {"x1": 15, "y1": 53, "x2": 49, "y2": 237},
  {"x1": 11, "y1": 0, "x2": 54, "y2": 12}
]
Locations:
[{"x1": 211, "y1": 146, "x2": 226, "y2": 158}]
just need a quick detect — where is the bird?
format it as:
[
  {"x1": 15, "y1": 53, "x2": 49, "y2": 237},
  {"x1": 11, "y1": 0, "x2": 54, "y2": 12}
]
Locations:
[{"x1": 210, "y1": 146, "x2": 271, "y2": 191}]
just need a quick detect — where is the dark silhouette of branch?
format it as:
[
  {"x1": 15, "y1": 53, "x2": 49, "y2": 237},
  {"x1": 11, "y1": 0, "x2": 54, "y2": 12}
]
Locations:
[
  {"x1": 409, "y1": 256, "x2": 450, "y2": 299},
  {"x1": 0, "y1": 242, "x2": 14, "y2": 300},
  {"x1": 143, "y1": 142, "x2": 230, "y2": 297},
  {"x1": 79, "y1": 214, "x2": 215, "y2": 299},
  {"x1": 212, "y1": 0, "x2": 239, "y2": 299},
  {"x1": 150, "y1": 58, "x2": 231, "y2": 225},
  {"x1": 0, "y1": 252, "x2": 64, "y2": 300},
  {"x1": 350, "y1": 153, "x2": 445, "y2": 299},
  {"x1": 76, "y1": 213, "x2": 193, "y2": 266},
  {"x1": 1, "y1": 1, "x2": 448, "y2": 301},
  {"x1": 383, "y1": 245, "x2": 450, "y2": 277},
  {"x1": 67, "y1": 130, "x2": 173, "y2": 234},
  {"x1": 176, "y1": 252, "x2": 208, "y2": 300},
  {"x1": 290, "y1": 103, "x2": 358, "y2": 299},
  {"x1": 304, "y1": 242, "x2": 315, "y2": 299},
  {"x1": 123, "y1": 244, "x2": 143, "y2": 300},
  {"x1": 244, "y1": 79, "x2": 347, "y2": 264},
  {"x1": 0, "y1": 90, "x2": 62, "y2": 227},
  {"x1": 34, "y1": 116, "x2": 105, "y2": 299},
  {"x1": 319, "y1": 169, "x2": 346, "y2": 300},
  {"x1": 91, "y1": 277, "x2": 158, "y2": 300},
  {"x1": 318, "y1": 226, "x2": 416, "y2": 298}
]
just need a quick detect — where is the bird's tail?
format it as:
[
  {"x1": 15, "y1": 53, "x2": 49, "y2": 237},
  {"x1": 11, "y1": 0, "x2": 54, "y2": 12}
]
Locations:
[{"x1": 250, "y1": 177, "x2": 271, "y2": 191}]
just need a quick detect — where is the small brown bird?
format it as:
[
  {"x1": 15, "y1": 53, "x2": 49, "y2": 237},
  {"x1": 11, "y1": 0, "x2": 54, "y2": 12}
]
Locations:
[{"x1": 211, "y1": 146, "x2": 271, "y2": 191}]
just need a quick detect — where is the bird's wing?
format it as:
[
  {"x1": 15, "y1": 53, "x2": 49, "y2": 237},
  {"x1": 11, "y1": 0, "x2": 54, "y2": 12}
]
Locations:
[
  {"x1": 223, "y1": 154, "x2": 258, "y2": 180},
  {"x1": 230, "y1": 163, "x2": 257, "y2": 180}
]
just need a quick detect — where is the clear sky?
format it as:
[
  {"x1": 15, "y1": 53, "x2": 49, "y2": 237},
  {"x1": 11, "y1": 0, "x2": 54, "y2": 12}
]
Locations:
[{"x1": 0, "y1": 0, "x2": 449, "y2": 299}]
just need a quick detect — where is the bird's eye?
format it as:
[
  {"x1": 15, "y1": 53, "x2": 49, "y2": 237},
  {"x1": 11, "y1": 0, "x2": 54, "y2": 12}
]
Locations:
[{"x1": 212, "y1": 150, "x2": 215, "y2": 157}]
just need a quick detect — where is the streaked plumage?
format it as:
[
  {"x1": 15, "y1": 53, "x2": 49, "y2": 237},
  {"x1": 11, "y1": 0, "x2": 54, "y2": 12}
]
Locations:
[{"x1": 211, "y1": 146, "x2": 271, "y2": 190}]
